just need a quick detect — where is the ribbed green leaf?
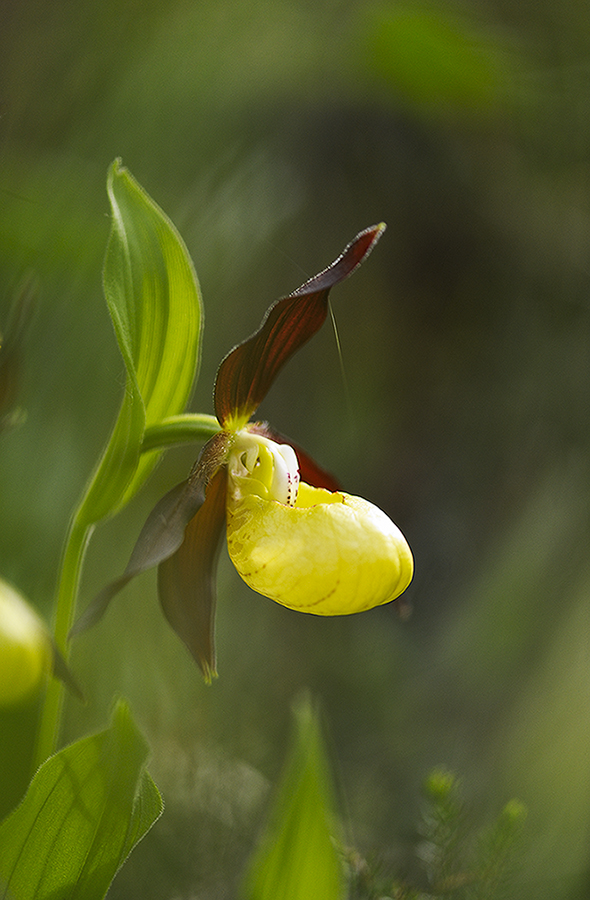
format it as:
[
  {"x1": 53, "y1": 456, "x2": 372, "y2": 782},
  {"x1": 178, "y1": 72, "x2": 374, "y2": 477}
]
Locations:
[
  {"x1": 77, "y1": 159, "x2": 203, "y2": 527},
  {"x1": 242, "y1": 697, "x2": 344, "y2": 900},
  {"x1": 0, "y1": 700, "x2": 163, "y2": 900}
]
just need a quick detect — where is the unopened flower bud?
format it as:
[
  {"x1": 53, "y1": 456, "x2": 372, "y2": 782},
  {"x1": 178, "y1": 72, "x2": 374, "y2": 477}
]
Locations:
[{"x1": 0, "y1": 580, "x2": 51, "y2": 705}]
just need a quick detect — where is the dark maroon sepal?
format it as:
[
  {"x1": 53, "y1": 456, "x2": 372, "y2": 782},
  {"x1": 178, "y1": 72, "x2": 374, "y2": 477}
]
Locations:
[
  {"x1": 70, "y1": 431, "x2": 232, "y2": 641},
  {"x1": 213, "y1": 224, "x2": 386, "y2": 429},
  {"x1": 158, "y1": 467, "x2": 227, "y2": 681}
]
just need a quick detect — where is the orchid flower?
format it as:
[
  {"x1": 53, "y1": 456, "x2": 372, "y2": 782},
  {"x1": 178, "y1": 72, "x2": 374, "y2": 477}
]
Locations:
[{"x1": 73, "y1": 224, "x2": 413, "y2": 680}]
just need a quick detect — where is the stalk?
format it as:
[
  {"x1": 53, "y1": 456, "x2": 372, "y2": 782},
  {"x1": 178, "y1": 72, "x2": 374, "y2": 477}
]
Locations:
[{"x1": 34, "y1": 515, "x2": 93, "y2": 769}]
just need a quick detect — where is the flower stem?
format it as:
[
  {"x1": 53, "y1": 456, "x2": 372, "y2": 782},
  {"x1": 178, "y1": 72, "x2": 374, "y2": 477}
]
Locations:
[
  {"x1": 34, "y1": 514, "x2": 93, "y2": 769},
  {"x1": 141, "y1": 413, "x2": 220, "y2": 453},
  {"x1": 33, "y1": 415, "x2": 219, "y2": 769}
]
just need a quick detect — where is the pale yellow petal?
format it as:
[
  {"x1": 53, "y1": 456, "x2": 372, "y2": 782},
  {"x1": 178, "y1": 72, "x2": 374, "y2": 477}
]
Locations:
[{"x1": 226, "y1": 484, "x2": 413, "y2": 615}]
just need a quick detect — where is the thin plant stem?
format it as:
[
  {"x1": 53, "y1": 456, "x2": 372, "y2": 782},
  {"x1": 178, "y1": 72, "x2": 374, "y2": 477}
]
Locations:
[
  {"x1": 34, "y1": 514, "x2": 94, "y2": 769},
  {"x1": 32, "y1": 415, "x2": 219, "y2": 770},
  {"x1": 141, "y1": 413, "x2": 220, "y2": 452}
]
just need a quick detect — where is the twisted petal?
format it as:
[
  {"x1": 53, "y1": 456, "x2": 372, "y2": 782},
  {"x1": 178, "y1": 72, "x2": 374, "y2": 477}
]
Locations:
[
  {"x1": 158, "y1": 467, "x2": 227, "y2": 680},
  {"x1": 71, "y1": 431, "x2": 231, "y2": 639},
  {"x1": 214, "y1": 224, "x2": 386, "y2": 430},
  {"x1": 226, "y1": 483, "x2": 413, "y2": 615}
]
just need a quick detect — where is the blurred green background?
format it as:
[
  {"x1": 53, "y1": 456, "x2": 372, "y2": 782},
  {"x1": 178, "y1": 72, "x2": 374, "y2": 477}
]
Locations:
[{"x1": 2, "y1": 0, "x2": 590, "y2": 896}]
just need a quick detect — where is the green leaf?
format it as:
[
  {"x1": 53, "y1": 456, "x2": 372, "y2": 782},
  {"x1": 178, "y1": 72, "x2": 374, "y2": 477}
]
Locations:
[
  {"x1": 77, "y1": 159, "x2": 203, "y2": 527},
  {"x1": 242, "y1": 696, "x2": 344, "y2": 900},
  {"x1": 0, "y1": 700, "x2": 163, "y2": 900},
  {"x1": 364, "y1": 6, "x2": 513, "y2": 119}
]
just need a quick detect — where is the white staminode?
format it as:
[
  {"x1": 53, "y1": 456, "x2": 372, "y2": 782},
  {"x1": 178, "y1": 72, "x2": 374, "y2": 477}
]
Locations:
[{"x1": 228, "y1": 431, "x2": 300, "y2": 506}]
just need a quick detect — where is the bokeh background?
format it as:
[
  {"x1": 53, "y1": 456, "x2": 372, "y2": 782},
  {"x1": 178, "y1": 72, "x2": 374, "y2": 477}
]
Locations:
[{"x1": 2, "y1": 0, "x2": 590, "y2": 896}]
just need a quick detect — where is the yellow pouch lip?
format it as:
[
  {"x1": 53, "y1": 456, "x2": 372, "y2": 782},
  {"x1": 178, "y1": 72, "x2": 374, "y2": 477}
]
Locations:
[
  {"x1": 294, "y1": 483, "x2": 344, "y2": 507},
  {"x1": 227, "y1": 483, "x2": 414, "y2": 615}
]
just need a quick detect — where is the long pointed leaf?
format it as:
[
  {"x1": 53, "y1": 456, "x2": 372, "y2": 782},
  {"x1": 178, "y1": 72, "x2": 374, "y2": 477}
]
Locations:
[
  {"x1": 77, "y1": 159, "x2": 203, "y2": 528},
  {"x1": 242, "y1": 696, "x2": 344, "y2": 900},
  {"x1": 214, "y1": 224, "x2": 385, "y2": 429},
  {"x1": 0, "y1": 700, "x2": 163, "y2": 900}
]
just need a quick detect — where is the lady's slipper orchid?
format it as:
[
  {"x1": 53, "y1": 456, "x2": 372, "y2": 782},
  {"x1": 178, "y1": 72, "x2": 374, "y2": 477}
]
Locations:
[
  {"x1": 225, "y1": 430, "x2": 412, "y2": 616},
  {"x1": 73, "y1": 224, "x2": 413, "y2": 680}
]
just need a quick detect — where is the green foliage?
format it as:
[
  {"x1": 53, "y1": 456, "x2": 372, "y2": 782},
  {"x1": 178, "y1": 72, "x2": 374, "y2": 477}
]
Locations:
[
  {"x1": 362, "y1": 4, "x2": 515, "y2": 120},
  {"x1": 242, "y1": 696, "x2": 344, "y2": 900},
  {"x1": 35, "y1": 161, "x2": 207, "y2": 764},
  {"x1": 0, "y1": 700, "x2": 162, "y2": 900},
  {"x1": 348, "y1": 768, "x2": 526, "y2": 900},
  {"x1": 469, "y1": 799, "x2": 527, "y2": 900},
  {"x1": 419, "y1": 768, "x2": 468, "y2": 893},
  {"x1": 77, "y1": 158, "x2": 203, "y2": 528},
  {"x1": 418, "y1": 769, "x2": 526, "y2": 898}
]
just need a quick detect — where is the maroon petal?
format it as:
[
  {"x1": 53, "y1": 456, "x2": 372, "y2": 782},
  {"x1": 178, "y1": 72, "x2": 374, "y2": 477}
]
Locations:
[
  {"x1": 214, "y1": 224, "x2": 386, "y2": 429},
  {"x1": 70, "y1": 431, "x2": 231, "y2": 639},
  {"x1": 158, "y1": 466, "x2": 227, "y2": 681},
  {"x1": 292, "y1": 442, "x2": 341, "y2": 493}
]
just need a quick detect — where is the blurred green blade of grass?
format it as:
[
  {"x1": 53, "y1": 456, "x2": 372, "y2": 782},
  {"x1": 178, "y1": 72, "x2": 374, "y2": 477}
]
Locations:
[{"x1": 242, "y1": 695, "x2": 344, "y2": 900}]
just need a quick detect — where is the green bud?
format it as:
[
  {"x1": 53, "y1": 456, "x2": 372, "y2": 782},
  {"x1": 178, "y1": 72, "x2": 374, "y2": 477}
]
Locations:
[
  {"x1": 0, "y1": 580, "x2": 51, "y2": 705},
  {"x1": 423, "y1": 767, "x2": 458, "y2": 801},
  {"x1": 498, "y1": 798, "x2": 527, "y2": 833}
]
